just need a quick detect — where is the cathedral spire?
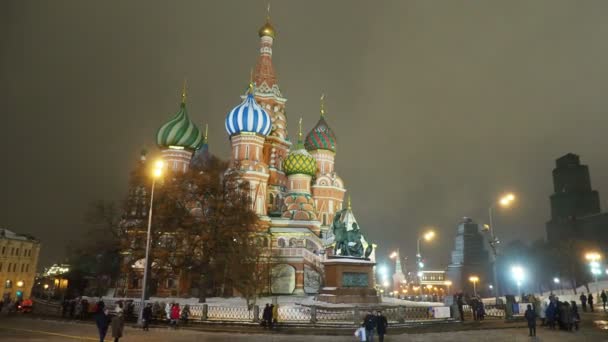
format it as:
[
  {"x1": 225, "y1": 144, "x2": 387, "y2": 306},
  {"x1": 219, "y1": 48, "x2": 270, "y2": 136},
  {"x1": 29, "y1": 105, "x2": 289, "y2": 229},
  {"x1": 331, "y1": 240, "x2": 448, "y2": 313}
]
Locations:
[
  {"x1": 181, "y1": 79, "x2": 187, "y2": 104},
  {"x1": 320, "y1": 93, "x2": 326, "y2": 117}
]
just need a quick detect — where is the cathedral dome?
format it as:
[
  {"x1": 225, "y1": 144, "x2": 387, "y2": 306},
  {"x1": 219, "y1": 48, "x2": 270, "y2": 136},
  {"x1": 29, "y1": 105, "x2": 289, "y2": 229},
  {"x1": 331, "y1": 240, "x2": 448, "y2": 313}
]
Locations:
[
  {"x1": 225, "y1": 92, "x2": 272, "y2": 137},
  {"x1": 305, "y1": 117, "x2": 337, "y2": 152},
  {"x1": 283, "y1": 118, "x2": 317, "y2": 177},
  {"x1": 258, "y1": 20, "x2": 276, "y2": 39},
  {"x1": 305, "y1": 96, "x2": 337, "y2": 152},
  {"x1": 282, "y1": 193, "x2": 317, "y2": 221},
  {"x1": 156, "y1": 101, "x2": 203, "y2": 150},
  {"x1": 283, "y1": 147, "x2": 317, "y2": 177}
]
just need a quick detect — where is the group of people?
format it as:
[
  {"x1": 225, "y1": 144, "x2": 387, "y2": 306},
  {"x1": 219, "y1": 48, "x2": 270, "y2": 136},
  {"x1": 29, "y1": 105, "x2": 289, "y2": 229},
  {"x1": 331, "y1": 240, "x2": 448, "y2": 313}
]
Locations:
[
  {"x1": 261, "y1": 303, "x2": 278, "y2": 328},
  {"x1": 355, "y1": 311, "x2": 388, "y2": 342},
  {"x1": 541, "y1": 295, "x2": 580, "y2": 332},
  {"x1": 162, "y1": 302, "x2": 190, "y2": 328},
  {"x1": 93, "y1": 300, "x2": 125, "y2": 342},
  {"x1": 579, "y1": 290, "x2": 608, "y2": 312}
]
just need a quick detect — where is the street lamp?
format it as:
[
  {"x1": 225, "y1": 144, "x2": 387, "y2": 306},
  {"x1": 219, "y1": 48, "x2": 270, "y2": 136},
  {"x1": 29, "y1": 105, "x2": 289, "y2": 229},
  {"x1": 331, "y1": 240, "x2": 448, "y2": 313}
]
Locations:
[
  {"x1": 138, "y1": 159, "x2": 164, "y2": 326},
  {"x1": 586, "y1": 252, "x2": 602, "y2": 295},
  {"x1": 487, "y1": 193, "x2": 516, "y2": 304},
  {"x1": 511, "y1": 265, "x2": 525, "y2": 298},
  {"x1": 553, "y1": 277, "x2": 563, "y2": 295},
  {"x1": 469, "y1": 276, "x2": 479, "y2": 296},
  {"x1": 416, "y1": 229, "x2": 435, "y2": 283}
]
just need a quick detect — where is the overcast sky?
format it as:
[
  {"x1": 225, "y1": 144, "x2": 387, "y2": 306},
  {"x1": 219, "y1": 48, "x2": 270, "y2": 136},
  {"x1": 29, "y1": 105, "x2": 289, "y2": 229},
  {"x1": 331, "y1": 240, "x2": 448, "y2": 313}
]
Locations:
[{"x1": 2, "y1": 1, "x2": 608, "y2": 271}]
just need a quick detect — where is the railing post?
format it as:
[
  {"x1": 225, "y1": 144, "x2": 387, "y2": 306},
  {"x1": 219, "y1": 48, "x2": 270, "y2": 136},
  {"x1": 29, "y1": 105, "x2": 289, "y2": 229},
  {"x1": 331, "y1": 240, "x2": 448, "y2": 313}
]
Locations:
[
  {"x1": 353, "y1": 307, "x2": 360, "y2": 325},
  {"x1": 310, "y1": 306, "x2": 317, "y2": 324},
  {"x1": 398, "y1": 306, "x2": 405, "y2": 323},
  {"x1": 253, "y1": 305, "x2": 260, "y2": 323},
  {"x1": 202, "y1": 304, "x2": 208, "y2": 321}
]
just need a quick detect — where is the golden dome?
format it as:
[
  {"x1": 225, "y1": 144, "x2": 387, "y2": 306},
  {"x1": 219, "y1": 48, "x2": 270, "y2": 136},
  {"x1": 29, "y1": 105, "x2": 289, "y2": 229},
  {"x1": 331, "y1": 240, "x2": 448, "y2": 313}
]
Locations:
[{"x1": 258, "y1": 20, "x2": 276, "y2": 38}]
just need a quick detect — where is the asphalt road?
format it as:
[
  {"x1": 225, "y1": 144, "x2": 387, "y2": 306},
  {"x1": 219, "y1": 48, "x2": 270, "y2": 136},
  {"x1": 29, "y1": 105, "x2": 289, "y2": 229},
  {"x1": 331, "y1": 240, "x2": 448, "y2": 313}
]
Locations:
[{"x1": 0, "y1": 315, "x2": 607, "y2": 341}]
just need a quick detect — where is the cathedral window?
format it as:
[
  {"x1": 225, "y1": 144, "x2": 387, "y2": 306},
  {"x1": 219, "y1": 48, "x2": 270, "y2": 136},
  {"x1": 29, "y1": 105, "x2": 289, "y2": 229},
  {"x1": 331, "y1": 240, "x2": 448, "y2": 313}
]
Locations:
[
  {"x1": 278, "y1": 238, "x2": 286, "y2": 248},
  {"x1": 289, "y1": 238, "x2": 297, "y2": 248},
  {"x1": 5, "y1": 280, "x2": 11, "y2": 288}
]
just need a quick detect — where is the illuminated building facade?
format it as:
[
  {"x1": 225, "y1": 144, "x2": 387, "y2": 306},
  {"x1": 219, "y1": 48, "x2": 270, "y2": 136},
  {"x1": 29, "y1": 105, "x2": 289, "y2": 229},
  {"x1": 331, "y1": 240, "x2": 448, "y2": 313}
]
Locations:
[{"x1": 0, "y1": 229, "x2": 40, "y2": 300}]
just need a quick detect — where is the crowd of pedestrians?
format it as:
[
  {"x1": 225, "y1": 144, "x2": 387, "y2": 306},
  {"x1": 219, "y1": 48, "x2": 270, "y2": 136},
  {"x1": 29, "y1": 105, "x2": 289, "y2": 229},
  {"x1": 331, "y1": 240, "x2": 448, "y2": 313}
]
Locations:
[{"x1": 543, "y1": 294, "x2": 581, "y2": 332}]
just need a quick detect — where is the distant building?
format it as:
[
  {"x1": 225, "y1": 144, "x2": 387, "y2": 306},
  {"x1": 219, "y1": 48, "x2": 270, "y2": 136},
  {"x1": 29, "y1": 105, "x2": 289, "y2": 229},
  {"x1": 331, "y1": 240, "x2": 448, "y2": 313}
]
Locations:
[
  {"x1": 0, "y1": 229, "x2": 40, "y2": 300},
  {"x1": 546, "y1": 153, "x2": 608, "y2": 245},
  {"x1": 445, "y1": 218, "x2": 492, "y2": 296}
]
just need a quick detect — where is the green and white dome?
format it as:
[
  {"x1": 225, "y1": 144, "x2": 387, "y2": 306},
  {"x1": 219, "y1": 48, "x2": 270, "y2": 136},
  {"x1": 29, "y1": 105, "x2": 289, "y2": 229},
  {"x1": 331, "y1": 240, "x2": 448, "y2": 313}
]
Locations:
[{"x1": 156, "y1": 96, "x2": 203, "y2": 150}]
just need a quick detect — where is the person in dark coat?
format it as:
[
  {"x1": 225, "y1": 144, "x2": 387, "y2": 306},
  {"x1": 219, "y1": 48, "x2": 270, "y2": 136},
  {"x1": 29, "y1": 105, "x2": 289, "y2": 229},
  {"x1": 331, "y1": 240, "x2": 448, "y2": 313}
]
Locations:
[
  {"x1": 457, "y1": 294, "x2": 465, "y2": 321},
  {"x1": 545, "y1": 300, "x2": 556, "y2": 330},
  {"x1": 268, "y1": 304, "x2": 275, "y2": 329},
  {"x1": 570, "y1": 301, "x2": 580, "y2": 331},
  {"x1": 524, "y1": 304, "x2": 536, "y2": 337},
  {"x1": 142, "y1": 303, "x2": 152, "y2": 331},
  {"x1": 601, "y1": 290, "x2": 607, "y2": 311},
  {"x1": 580, "y1": 293, "x2": 587, "y2": 312},
  {"x1": 375, "y1": 311, "x2": 388, "y2": 342},
  {"x1": 94, "y1": 307, "x2": 110, "y2": 342},
  {"x1": 262, "y1": 304, "x2": 272, "y2": 329},
  {"x1": 363, "y1": 310, "x2": 377, "y2": 342},
  {"x1": 588, "y1": 293, "x2": 594, "y2": 312}
]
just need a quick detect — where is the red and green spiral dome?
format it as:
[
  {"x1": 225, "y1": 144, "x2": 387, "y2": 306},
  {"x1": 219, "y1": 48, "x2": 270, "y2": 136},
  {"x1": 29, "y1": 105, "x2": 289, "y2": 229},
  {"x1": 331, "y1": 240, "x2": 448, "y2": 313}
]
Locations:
[{"x1": 304, "y1": 117, "x2": 337, "y2": 152}]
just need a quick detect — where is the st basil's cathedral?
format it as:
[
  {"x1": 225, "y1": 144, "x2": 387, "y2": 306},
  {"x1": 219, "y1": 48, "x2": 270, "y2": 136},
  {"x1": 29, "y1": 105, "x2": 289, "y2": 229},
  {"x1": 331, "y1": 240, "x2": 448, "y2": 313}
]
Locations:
[{"x1": 118, "y1": 13, "x2": 374, "y2": 297}]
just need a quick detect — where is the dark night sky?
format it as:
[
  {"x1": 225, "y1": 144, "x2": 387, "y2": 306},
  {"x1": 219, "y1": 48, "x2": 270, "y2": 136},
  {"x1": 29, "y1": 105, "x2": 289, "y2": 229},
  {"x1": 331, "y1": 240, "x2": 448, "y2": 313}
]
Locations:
[{"x1": 3, "y1": 1, "x2": 608, "y2": 271}]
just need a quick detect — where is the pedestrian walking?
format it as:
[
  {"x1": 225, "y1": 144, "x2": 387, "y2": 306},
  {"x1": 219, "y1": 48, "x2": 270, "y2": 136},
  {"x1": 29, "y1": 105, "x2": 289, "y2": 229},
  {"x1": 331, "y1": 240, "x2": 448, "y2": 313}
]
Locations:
[
  {"x1": 363, "y1": 310, "x2": 377, "y2": 342},
  {"x1": 262, "y1": 303, "x2": 272, "y2": 328},
  {"x1": 164, "y1": 302, "x2": 172, "y2": 323},
  {"x1": 601, "y1": 290, "x2": 607, "y2": 311},
  {"x1": 268, "y1": 304, "x2": 275, "y2": 329},
  {"x1": 180, "y1": 304, "x2": 190, "y2": 325},
  {"x1": 524, "y1": 304, "x2": 536, "y2": 337},
  {"x1": 142, "y1": 303, "x2": 152, "y2": 331},
  {"x1": 111, "y1": 303, "x2": 124, "y2": 342},
  {"x1": 272, "y1": 303, "x2": 279, "y2": 327},
  {"x1": 354, "y1": 323, "x2": 367, "y2": 342},
  {"x1": 588, "y1": 293, "x2": 594, "y2": 312},
  {"x1": 580, "y1": 293, "x2": 587, "y2": 312},
  {"x1": 170, "y1": 303, "x2": 180, "y2": 328},
  {"x1": 570, "y1": 301, "x2": 580, "y2": 331},
  {"x1": 457, "y1": 294, "x2": 465, "y2": 321},
  {"x1": 545, "y1": 300, "x2": 556, "y2": 330},
  {"x1": 375, "y1": 311, "x2": 388, "y2": 342},
  {"x1": 94, "y1": 307, "x2": 110, "y2": 342},
  {"x1": 539, "y1": 299, "x2": 547, "y2": 326}
]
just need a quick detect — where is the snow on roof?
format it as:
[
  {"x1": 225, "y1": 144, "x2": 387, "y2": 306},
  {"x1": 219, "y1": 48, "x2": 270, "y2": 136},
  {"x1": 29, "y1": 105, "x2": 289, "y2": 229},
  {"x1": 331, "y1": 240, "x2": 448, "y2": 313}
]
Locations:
[{"x1": 0, "y1": 228, "x2": 37, "y2": 242}]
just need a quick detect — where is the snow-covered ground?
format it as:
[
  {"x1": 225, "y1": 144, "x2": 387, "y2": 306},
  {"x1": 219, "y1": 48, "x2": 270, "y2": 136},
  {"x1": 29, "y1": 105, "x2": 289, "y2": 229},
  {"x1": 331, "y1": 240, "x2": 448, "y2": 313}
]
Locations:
[{"x1": 92, "y1": 295, "x2": 443, "y2": 308}]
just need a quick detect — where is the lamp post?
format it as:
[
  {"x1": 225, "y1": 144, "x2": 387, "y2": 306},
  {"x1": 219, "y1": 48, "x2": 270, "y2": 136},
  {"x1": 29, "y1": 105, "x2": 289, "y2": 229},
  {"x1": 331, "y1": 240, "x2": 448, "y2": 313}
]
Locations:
[
  {"x1": 138, "y1": 160, "x2": 164, "y2": 326},
  {"x1": 469, "y1": 276, "x2": 479, "y2": 297},
  {"x1": 416, "y1": 230, "x2": 435, "y2": 284},
  {"x1": 585, "y1": 252, "x2": 602, "y2": 295},
  {"x1": 486, "y1": 193, "x2": 515, "y2": 304}
]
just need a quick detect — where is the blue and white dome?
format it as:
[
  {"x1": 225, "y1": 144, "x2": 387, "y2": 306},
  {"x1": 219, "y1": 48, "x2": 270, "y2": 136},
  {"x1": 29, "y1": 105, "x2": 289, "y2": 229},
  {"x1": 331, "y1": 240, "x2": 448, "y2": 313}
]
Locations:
[{"x1": 225, "y1": 93, "x2": 272, "y2": 137}]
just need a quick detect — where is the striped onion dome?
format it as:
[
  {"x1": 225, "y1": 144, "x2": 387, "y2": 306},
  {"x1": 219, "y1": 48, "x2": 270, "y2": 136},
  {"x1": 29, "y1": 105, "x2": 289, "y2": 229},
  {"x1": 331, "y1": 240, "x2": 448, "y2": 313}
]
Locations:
[
  {"x1": 156, "y1": 102, "x2": 203, "y2": 150},
  {"x1": 225, "y1": 93, "x2": 272, "y2": 137},
  {"x1": 305, "y1": 116, "x2": 337, "y2": 152}
]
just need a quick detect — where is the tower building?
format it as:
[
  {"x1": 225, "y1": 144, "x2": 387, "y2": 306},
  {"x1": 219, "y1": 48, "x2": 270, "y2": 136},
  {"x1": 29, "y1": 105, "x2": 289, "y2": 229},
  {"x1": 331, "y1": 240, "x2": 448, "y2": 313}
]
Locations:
[{"x1": 156, "y1": 87, "x2": 204, "y2": 173}]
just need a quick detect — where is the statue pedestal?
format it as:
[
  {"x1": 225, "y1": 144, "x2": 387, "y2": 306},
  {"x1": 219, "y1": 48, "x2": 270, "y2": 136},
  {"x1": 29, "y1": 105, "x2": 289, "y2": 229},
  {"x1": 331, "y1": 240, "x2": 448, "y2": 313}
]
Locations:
[{"x1": 318, "y1": 257, "x2": 380, "y2": 304}]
